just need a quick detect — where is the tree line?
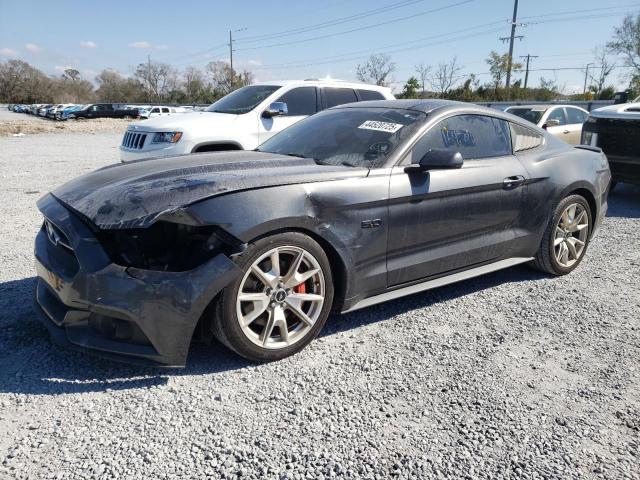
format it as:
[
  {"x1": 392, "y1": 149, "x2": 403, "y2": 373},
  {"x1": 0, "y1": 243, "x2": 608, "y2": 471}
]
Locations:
[
  {"x1": 2, "y1": 14, "x2": 639, "y2": 105},
  {"x1": 0, "y1": 59, "x2": 253, "y2": 104},
  {"x1": 357, "y1": 14, "x2": 640, "y2": 102}
]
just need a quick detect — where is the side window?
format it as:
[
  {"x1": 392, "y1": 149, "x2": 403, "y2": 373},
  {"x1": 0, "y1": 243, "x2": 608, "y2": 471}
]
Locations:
[
  {"x1": 566, "y1": 108, "x2": 588, "y2": 124},
  {"x1": 356, "y1": 89, "x2": 385, "y2": 101},
  {"x1": 547, "y1": 108, "x2": 566, "y2": 126},
  {"x1": 325, "y1": 88, "x2": 358, "y2": 108},
  {"x1": 411, "y1": 115, "x2": 512, "y2": 162},
  {"x1": 161, "y1": 107, "x2": 170, "y2": 113},
  {"x1": 151, "y1": 108, "x2": 160, "y2": 113},
  {"x1": 276, "y1": 87, "x2": 317, "y2": 116}
]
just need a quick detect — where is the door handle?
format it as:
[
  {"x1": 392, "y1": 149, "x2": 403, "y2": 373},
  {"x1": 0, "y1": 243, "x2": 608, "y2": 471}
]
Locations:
[
  {"x1": 563, "y1": 130, "x2": 570, "y2": 134},
  {"x1": 503, "y1": 175, "x2": 526, "y2": 189}
]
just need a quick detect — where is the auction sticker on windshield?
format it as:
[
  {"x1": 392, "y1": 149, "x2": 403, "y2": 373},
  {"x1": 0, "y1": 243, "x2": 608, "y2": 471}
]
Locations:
[{"x1": 358, "y1": 120, "x2": 404, "y2": 133}]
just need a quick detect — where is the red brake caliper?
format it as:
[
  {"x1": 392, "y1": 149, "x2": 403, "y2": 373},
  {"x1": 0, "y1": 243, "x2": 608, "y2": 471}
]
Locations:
[{"x1": 293, "y1": 282, "x2": 306, "y2": 294}]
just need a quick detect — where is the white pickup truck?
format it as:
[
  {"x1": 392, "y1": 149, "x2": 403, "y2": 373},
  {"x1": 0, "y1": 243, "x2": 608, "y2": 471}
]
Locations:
[{"x1": 119, "y1": 79, "x2": 394, "y2": 162}]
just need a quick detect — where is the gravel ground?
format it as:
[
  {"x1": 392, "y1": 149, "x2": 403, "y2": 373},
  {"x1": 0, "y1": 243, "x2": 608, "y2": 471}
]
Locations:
[
  {"x1": 0, "y1": 132, "x2": 639, "y2": 479},
  {"x1": 0, "y1": 110, "x2": 133, "y2": 136}
]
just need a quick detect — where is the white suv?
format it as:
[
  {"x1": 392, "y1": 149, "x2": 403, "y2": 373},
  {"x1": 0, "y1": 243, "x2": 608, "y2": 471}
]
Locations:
[{"x1": 120, "y1": 80, "x2": 394, "y2": 162}]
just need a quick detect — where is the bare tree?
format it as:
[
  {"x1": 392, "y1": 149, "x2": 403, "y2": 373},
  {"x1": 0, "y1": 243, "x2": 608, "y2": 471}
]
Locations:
[
  {"x1": 607, "y1": 14, "x2": 640, "y2": 75},
  {"x1": 62, "y1": 68, "x2": 81, "y2": 81},
  {"x1": 183, "y1": 66, "x2": 205, "y2": 100},
  {"x1": 134, "y1": 59, "x2": 171, "y2": 99},
  {"x1": 356, "y1": 54, "x2": 395, "y2": 86},
  {"x1": 588, "y1": 46, "x2": 616, "y2": 96},
  {"x1": 206, "y1": 61, "x2": 236, "y2": 95},
  {"x1": 415, "y1": 63, "x2": 431, "y2": 95},
  {"x1": 429, "y1": 56, "x2": 463, "y2": 97},
  {"x1": 206, "y1": 61, "x2": 253, "y2": 95}
]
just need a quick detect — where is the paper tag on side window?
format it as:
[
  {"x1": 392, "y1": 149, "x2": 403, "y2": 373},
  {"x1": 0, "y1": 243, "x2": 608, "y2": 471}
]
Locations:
[{"x1": 358, "y1": 120, "x2": 404, "y2": 133}]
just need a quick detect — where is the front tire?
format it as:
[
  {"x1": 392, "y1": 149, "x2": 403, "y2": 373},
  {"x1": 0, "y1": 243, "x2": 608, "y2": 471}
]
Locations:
[
  {"x1": 212, "y1": 232, "x2": 334, "y2": 362},
  {"x1": 533, "y1": 194, "x2": 592, "y2": 275}
]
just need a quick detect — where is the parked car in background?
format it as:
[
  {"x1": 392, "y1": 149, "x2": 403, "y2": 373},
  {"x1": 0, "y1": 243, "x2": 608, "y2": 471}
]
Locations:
[
  {"x1": 37, "y1": 104, "x2": 53, "y2": 117},
  {"x1": 138, "y1": 106, "x2": 189, "y2": 119},
  {"x1": 581, "y1": 96, "x2": 640, "y2": 188},
  {"x1": 69, "y1": 103, "x2": 139, "y2": 120},
  {"x1": 505, "y1": 105, "x2": 589, "y2": 145},
  {"x1": 120, "y1": 79, "x2": 394, "y2": 162},
  {"x1": 57, "y1": 105, "x2": 85, "y2": 120},
  {"x1": 36, "y1": 100, "x2": 610, "y2": 366},
  {"x1": 47, "y1": 104, "x2": 73, "y2": 119}
]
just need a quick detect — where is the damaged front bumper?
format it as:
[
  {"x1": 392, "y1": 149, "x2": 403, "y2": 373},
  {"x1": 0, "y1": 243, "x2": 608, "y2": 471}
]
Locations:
[{"x1": 33, "y1": 194, "x2": 241, "y2": 367}]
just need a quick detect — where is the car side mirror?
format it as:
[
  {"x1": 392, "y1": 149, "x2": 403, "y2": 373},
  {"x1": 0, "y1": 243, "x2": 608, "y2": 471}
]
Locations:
[
  {"x1": 543, "y1": 119, "x2": 560, "y2": 129},
  {"x1": 262, "y1": 102, "x2": 288, "y2": 118},
  {"x1": 405, "y1": 148, "x2": 464, "y2": 173}
]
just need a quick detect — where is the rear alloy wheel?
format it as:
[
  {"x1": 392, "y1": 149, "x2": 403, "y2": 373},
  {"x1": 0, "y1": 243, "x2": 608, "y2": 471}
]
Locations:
[
  {"x1": 212, "y1": 232, "x2": 333, "y2": 361},
  {"x1": 533, "y1": 194, "x2": 592, "y2": 275}
]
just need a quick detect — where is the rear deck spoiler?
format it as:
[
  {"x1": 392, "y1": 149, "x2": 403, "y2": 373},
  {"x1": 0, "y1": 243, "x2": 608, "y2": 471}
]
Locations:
[{"x1": 574, "y1": 145, "x2": 602, "y2": 153}]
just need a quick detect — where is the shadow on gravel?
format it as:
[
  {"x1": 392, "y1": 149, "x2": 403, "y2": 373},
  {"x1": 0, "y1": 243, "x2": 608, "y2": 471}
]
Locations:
[
  {"x1": 607, "y1": 183, "x2": 640, "y2": 218},
  {"x1": 2, "y1": 188, "x2": 635, "y2": 396},
  {"x1": 325, "y1": 263, "x2": 547, "y2": 338},
  {"x1": 0, "y1": 265, "x2": 548, "y2": 396}
]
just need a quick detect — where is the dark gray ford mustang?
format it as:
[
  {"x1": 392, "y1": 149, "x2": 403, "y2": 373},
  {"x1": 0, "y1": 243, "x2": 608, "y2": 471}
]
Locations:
[{"x1": 34, "y1": 100, "x2": 611, "y2": 366}]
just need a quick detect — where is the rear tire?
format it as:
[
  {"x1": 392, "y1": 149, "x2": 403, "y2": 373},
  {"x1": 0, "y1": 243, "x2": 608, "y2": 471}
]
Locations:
[
  {"x1": 211, "y1": 232, "x2": 334, "y2": 362},
  {"x1": 532, "y1": 194, "x2": 592, "y2": 275}
]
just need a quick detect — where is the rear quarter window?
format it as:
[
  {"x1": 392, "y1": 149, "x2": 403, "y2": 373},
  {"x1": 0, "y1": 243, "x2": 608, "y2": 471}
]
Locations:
[
  {"x1": 511, "y1": 123, "x2": 544, "y2": 152},
  {"x1": 356, "y1": 89, "x2": 385, "y2": 101},
  {"x1": 325, "y1": 88, "x2": 358, "y2": 108}
]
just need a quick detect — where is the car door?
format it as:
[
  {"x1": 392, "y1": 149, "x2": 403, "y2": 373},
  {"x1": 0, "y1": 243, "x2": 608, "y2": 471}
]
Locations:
[
  {"x1": 258, "y1": 87, "x2": 318, "y2": 144},
  {"x1": 387, "y1": 114, "x2": 530, "y2": 286},
  {"x1": 543, "y1": 107, "x2": 571, "y2": 143},
  {"x1": 564, "y1": 107, "x2": 589, "y2": 145}
]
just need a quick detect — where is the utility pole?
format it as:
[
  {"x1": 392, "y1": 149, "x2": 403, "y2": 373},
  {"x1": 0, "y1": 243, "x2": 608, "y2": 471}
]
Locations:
[
  {"x1": 583, "y1": 63, "x2": 594, "y2": 97},
  {"x1": 503, "y1": 0, "x2": 520, "y2": 100},
  {"x1": 519, "y1": 54, "x2": 538, "y2": 89},
  {"x1": 229, "y1": 30, "x2": 234, "y2": 74}
]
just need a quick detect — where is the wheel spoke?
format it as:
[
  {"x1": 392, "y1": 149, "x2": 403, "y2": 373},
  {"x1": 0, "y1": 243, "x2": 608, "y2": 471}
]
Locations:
[
  {"x1": 259, "y1": 310, "x2": 277, "y2": 346},
  {"x1": 282, "y1": 250, "x2": 305, "y2": 286},
  {"x1": 284, "y1": 299, "x2": 315, "y2": 327},
  {"x1": 554, "y1": 227, "x2": 565, "y2": 246},
  {"x1": 269, "y1": 249, "x2": 281, "y2": 277},
  {"x1": 251, "y1": 264, "x2": 278, "y2": 289},
  {"x1": 284, "y1": 267, "x2": 321, "y2": 289},
  {"x1": 238, "y1": 292, "x2": 270, "y2": 327},
  {"x1": 565, "y1": 238, "x2": 578, "y2": 260},
  {"x1": 288, "y1": 293, "x2": 324, "y2": 303}
]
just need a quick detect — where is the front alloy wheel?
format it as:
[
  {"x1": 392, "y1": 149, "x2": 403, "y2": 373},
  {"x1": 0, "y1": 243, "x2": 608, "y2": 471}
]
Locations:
[
  {"x1": 237, "y1": 246, "x2": 326, "y2": 349},
  {"x1": 212, "y1": 232, "x2": 334, "y2": 361}
]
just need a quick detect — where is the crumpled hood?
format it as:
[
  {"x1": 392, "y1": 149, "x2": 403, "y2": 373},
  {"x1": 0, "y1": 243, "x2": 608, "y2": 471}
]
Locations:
[{"x1": 50, "y1": 151, "x2": 367, "y2": 230}]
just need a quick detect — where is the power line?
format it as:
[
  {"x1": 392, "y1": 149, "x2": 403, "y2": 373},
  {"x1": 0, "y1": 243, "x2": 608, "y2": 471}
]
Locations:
[
  {"x1": 235, "y1": 0, "x2": 475, "y2": 52},
  {"x1": 235, "y1": 0, "x2": 427, "y2": 44}
]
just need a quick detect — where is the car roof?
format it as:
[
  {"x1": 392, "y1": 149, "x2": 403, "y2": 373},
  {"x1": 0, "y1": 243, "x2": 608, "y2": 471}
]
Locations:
[
  {"x1": 251, "y1": 79, "x2": 391, "y2": 92},
  {"x1": 332, "y1": 99, "x2": 487, "y2": 114},
  {"x1": 506, "y1": 104, "x2": 587, "y2": 111}
]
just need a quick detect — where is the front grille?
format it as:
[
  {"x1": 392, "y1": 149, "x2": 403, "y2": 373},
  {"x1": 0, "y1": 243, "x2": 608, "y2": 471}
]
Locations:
[
  {"x1": 122, "y1": 131, "x2": 148, "y2": 150},
  {"x1": 594, "y1": 119, "x2": 640, "y2": 158}
]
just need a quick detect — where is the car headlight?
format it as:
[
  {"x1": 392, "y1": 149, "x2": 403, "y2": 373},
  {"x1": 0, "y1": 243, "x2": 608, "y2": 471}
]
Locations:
[{"x1": 152, "y1": 132, "x2": 183, "y2": 144}]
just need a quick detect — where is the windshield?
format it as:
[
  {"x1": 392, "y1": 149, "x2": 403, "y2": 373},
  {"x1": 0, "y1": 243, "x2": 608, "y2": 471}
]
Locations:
[
  {"x1": 507, "y1": 107, "x2": 545, "y2": 124},
  {"x1": 635, "y1": 96, "x2": 640, "y2": 103},
  {"x1": 206, "y1": 85, "x2": 280, "y2": 114},
  {"x1": 257, "y1": 107, "x2": 426, "y2": 168}
]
